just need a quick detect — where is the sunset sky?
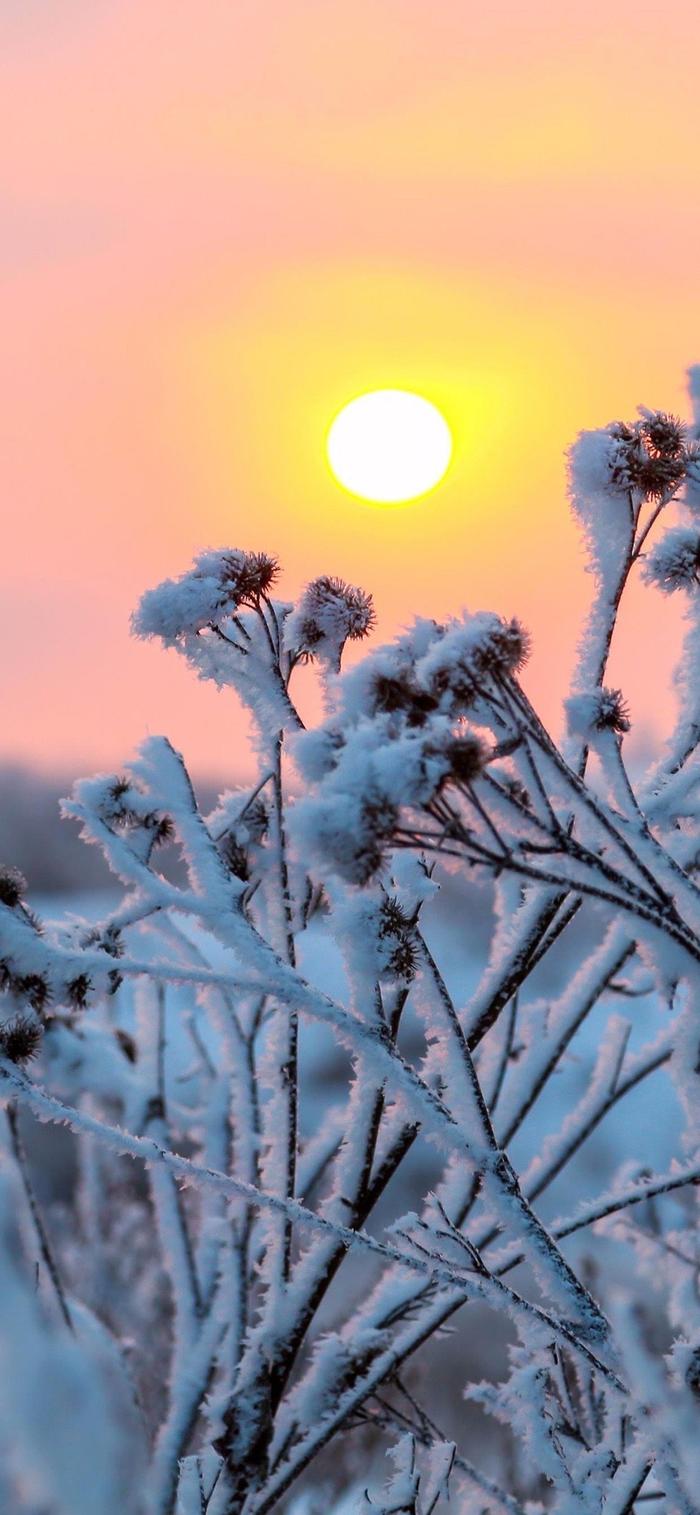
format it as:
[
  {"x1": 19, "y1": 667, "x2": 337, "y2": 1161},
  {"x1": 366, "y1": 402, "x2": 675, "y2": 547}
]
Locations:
[{"x1": 3, "y1": 1, "x2": 700, "y2": 779}]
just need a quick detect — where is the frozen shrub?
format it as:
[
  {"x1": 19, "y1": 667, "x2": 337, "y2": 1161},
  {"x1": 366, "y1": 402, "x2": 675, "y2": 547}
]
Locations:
[{"x1": 1, "y1": 380, "x2": 700, "y2": 1512}]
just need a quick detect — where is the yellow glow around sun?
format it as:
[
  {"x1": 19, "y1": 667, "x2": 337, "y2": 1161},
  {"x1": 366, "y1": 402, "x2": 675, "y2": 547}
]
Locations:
[{"x1": 326, "y1": 389, "x2": 452, "y2": 503}]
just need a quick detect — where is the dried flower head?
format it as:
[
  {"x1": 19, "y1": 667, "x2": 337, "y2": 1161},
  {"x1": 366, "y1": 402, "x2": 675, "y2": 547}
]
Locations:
[
  {"x1": 566, "y1": 688, "x2": 631, "y2": 741},
  {"x1": 231, "y1": 551, "x2": 279, "y2": 603},
  {"x1": 593, "y1": 688, "x2": 631, "y2": 735},
  {"x1": 84, "y1": 923, "x2": 124, "y2": 960},
  {"x1": 376, "y1": 896, "x2": 418, "y2": 981},
  {"x1": 474, "y1": 618, "x2": 531, "y2": 679},
  {"x1": 638, "y1": 408, "x2": 687, "y2": 460},
  {"x1": 292, "y1": 575, "x2": 375, "y2": 668},
  {"x1": 0, "y1": 1014, "x2": 42, "y2": 1065},
  {"x1": 133, "y1": 548, "x2": 280, "y2": 643},
  {"x1": 383, "y1": 933, "x2": 418, "y2": 982},
  {"x1": 370, "y1": 672, "x2": 439, "y2": 727},
  {"x1": 443, "y1": 733, "x2": 489, "y2": 785},
  {"x1": 643, "y1": 527, "x2": 700, "y2": 593},
  {"x1": 220, "y1": 834, "x2": 250, "y2": 881},
  {"x1": 15, "y1": 973, "x2": 51, "y2": 1014},
  {"x1": 378, "y1": 895, "x2": 413, "y2": 935},
  {"x1": 0, "y1": 866, "x2": 27, "y2": 909},
  {"x1": 64, "y1": 973, "x2": 92, "y2": 1012},
  {"x1": 608, "y1": 417, "x2": 688, "y2": 501},
  {"x1": 100, "y1": 779, "x2": 174, "y2": 846},
  {"x1": 425, "y1": 615, "x2": 531, "y2": 711},
  {"x1": 143, "y1": 811, "x2": 175, "y2": 845},
  {"x1": 109, "y1": 777, "x2": 131, "y2": 802}
]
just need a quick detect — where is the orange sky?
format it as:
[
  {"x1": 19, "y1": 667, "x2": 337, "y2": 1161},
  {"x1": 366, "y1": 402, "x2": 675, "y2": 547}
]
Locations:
[{"x1": 2, "y1": 1, "x2": 700, "y2": 779}]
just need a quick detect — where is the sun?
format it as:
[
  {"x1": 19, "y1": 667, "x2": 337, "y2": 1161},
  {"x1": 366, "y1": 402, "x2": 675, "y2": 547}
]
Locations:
[{"x1": 326, "y1": 389, "x2": 452, "y2": 504}]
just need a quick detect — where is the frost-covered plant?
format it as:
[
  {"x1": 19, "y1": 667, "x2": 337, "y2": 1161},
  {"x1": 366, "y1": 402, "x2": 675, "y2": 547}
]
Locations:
[{"x1": 1, "y1": 375, "x2": 700, "y2": 1514}]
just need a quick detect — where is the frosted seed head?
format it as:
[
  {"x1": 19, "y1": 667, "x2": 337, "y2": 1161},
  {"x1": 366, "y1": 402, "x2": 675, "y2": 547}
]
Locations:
[
  {"x1": 290, "y1": 575, "x2": 375, "y2": 667},
  {"x1": 609, "y1": 417, "x2": 688, "y2": 500},
  {"x1": 0, "y1": 1014, "x2": 43, "y2": 1065},
  {"x1": 643, "y1": 526, "x2": 700, "y2": 592},
  {"x1": 132, "y1": 548, "x2": 280, "y2": 644},
  {"x1": 443, "y1": 732, "x2": 489, "y2": 784},
  {"x1": 377, "y1": 896, "x2": 418, "y2": 982},
  {"x1": 638, "y1": 408, "x2": 688, "y2": 460},
  {"x1": 15, "y1": 973, "x2": 51, "y2": 1014},
  {"x1": 474, "y1": 618, "x2": 531, "y2": 679},
  {"x1": 64, "y1": 973, "x2": 92, "y2": 1012},
  {"x1": 370, "y1": 672, "x2": 439, "y2": 726},
  {"x1": 594, "y1": 688, "x2": 631, "y2": 734},
  {"x1": 220, "y1": 834, "x2": 250, "y2": 881},
  {"x1": 0, "y1": 867, "x2": 27, "y2": 909},
  {"x1": 566, "y1": 688, "x2": 631, "y2": 739}
]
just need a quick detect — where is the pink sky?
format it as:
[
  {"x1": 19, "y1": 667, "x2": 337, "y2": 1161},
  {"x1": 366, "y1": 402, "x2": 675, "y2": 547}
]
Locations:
[{"x1": 3, "y1": 1, "x2": 700, "y2": 779}]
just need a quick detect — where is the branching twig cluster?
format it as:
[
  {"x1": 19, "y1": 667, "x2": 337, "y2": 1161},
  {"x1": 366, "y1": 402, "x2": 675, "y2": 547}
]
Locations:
[{"x1": 1, "y1": 384, "x2": 700, "y2": 1513}]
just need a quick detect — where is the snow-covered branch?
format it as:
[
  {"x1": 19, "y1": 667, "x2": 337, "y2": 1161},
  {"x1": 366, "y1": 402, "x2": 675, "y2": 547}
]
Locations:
[{"x1": 2, "y1": 379, "x2": 700, "y2": 1513}]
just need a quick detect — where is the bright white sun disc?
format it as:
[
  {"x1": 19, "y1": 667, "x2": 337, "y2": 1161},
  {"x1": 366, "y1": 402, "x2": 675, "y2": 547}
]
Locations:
[{"x1": 327, "y1": 390, "x2": 452, "y2": 503}]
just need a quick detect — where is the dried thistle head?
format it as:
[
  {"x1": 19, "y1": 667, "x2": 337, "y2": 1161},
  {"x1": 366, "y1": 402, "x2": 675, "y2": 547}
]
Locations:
[
  {"x1": 377, "y1": 897, "x2": 418, "y2": 981},
  {"x1": 419, "y1": 615, "x2": 531, "y2": 719},
  {"x1": 143, "y1": 811, "x2": 175, "y2": 846},
  {"x1": 220, "y1": 834, "x2": 250, "y2": 881},
  {"x1": 566, "y1": 688, "x2": 631, "y2": 742},
  {"x1": 475, "y1": 618, "x2": 531, "y2": 680},
  {"x1": 294, "y1": 575, "x2": 375, "y2": 665},
  {"x1": 378, "y1": 895, "x2": 413, "y2": 935},
  {"x1": 443, "y1": 733, "x2": 488, "y2": 785},
  {"x1": 593, "y1": 688, "x2": 631, "y2": 735},
  {"x1": 226, "y1": 550, "x2": 279, "y2": 604},
  {"x1": 133, "y1": 547, "x2": 280, "y2": 644},
  {"x1": 309, "y1": 576, "x2": 375, "y2": 640},
  {"x1": 643, "y1": 526, "x2": 700, "y2": 592},
  {"x1": 370, "y1": 672, "x2": 439, "y2": 727},
  {"x1": 102, "y1": 779, "x2": 174, "y2": 846},
  {"x1": 609, "y1": 415, "x2": 689, "y2": 501},
  {"x1": 84, "y1": 923, "x2": 124, "y2": 960},
  {"x1": 384, "y1": 933, "x2": 418, "y2": 981},
  {"x1": 109, "y1": 776, "x2": 131, "y2": 803},
  {"x1": 0, "y1": 1014, "x2": 42, "y2": 1065},
  {"x1": 64, "y1": 973, "x2": 92, "y2": 1012},
  {"x1": 0, "y1": 867, "x2": 27, "y2": 910},
  {"x1": 638, "y1": 409, "x2": 687, "y2": 460},
  {"x1": 15, "y1": 974, "x2": 51, "y2": 1014}
]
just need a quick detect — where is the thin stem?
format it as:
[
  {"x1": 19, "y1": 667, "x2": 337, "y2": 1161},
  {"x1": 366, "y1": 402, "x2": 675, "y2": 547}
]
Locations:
[{"x1": 6, "y1": 1103, "x2": 73, "y2": 1331}]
